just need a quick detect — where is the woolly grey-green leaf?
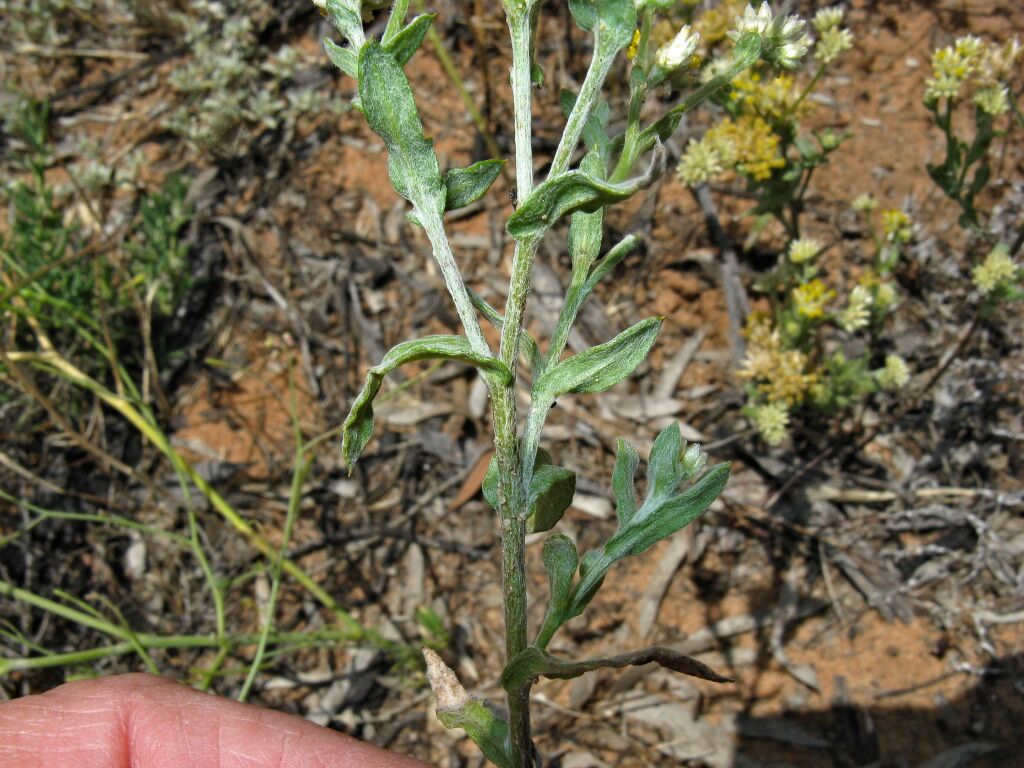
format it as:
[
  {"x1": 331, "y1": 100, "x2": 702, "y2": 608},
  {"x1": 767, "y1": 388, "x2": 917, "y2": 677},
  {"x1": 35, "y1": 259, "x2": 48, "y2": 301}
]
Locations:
[
  {"x1": 445, "y1": 159, "x2": 505, "y2": 211},
  {"x1": 342, "y1": 336, "x2": 511, "y2": 470},
  {"x1": 386, "y1": 12, "x2": 435, "y2": 66},
  {"x1": 358, "y1": 42, "x2": 445, "y2": 218},
  {"x1": 438, "y1": 700, "x2": 513, "y2": 768},
  {"x1": 483, "y1": 449, "x2": 575, "y2": 532},
  {"x1": 536, "y1": 425, "x2": 730, "y2": 648},
  {"x1": 567, "y1": 0, "x2": 636, "y2": 49},
  {"x1": 567, "y1": 154, "x2": 605, "y2": 273},
  {"x1": 611, "y1": 437, "x2": 640, "y2": 527},
  {"x1": 323, "y1": 38, "x2": 357, "y2": 78},
  {"x1": 526, "y1": 463, "x2": 576, "y2": 533},
  {"x1": 506, "y1": 143, "x2": 663, "y2": 241},
  {"x1": 533, "y1": 316, "x2": 662, "y2": 402},
  {"x1": 572, "y1": 446, "x2": 730, "y2": 613},
  {"x1": 325, "y1": 0, "x2": 363, "y2": 45},
  {"x1": 535, "y1": 534, "x2": 579, "y2": 649}
]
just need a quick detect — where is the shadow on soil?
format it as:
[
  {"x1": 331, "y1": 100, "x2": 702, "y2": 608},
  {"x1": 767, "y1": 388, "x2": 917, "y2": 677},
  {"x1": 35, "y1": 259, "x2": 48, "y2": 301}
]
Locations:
[{"x1": 728, "y1": 652, "x2": 1024, "y2": 768}]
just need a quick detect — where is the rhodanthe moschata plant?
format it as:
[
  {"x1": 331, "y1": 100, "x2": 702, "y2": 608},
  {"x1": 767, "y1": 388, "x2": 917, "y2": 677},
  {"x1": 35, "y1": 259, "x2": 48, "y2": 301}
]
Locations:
[{"x1": 314, "y1": 1, "x2": 808, "y2": 765}]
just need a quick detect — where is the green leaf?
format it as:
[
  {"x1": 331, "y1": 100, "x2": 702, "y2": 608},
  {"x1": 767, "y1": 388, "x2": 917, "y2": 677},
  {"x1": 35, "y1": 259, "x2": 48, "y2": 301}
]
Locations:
[
  {"x1": 533, "y1": 316, "x2": 661, "y2": 402},
  {"x1": 385, "y1": 13, "x2": 435, "y2": 66},
  {"x1": 358, "y1": 42, "x2": 445, "y2": 218},
  {"x1": 444, "y1": 159, "x2": 505, "y2": 211},
  {"x1": 501, "y1": 645, "x2": 732, "y2": 692},
  {"x1": 527, "y1": 462, "x2": 576, "y2": 533},
  {"x1": 536, "y1": 533, "x2": 579, "y2": 649},
  {"x1": 483, "y1": 449, "x2": 576, "y2": 533},
  {"x1": 536, "y1": 426, "x2": 730, "y2": 648},
  {"x1": 323, "y1": 38, "x2": 357, "y2": 78},
  {"x1": 611, "y1": 437, "x2": 640, "y2": 527},
  {"x1": 567, "y1": 153, "x2": 606, "y2": 272},
  {"x1": 568, "y1": 0, "x2": 636, "y2": 50},
  {"x1": 342, "y1": 336, "x2": 511, "y2": 470},
  {"x1": 574, "y1": 433, "x2": 729, "y2": 613},
  {"x1": 423, "y1": 648, "x2": 513, "y2": 768},
  {"x1": 506, "y1": 144, "x2": 664, "y2": 241},
  {"x1": 325, "y1": 0, "x2": 363, "y2": 44}
]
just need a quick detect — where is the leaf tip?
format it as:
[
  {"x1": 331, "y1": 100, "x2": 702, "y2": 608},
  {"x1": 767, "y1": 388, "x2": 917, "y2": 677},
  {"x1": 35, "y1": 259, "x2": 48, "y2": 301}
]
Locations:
[{"x1": 423, "y1": 647, "x2": 469, "y2": 713}]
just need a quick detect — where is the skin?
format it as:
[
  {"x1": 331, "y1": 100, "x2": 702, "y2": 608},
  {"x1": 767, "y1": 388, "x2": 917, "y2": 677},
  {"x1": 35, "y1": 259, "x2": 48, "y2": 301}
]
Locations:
[{"x1": 0, "y1": 673, "x2": 429, "y2": 768}]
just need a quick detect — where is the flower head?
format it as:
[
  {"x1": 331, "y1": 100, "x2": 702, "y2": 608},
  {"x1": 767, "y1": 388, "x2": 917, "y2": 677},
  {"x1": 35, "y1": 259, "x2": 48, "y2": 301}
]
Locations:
[
  {"x1": 752, "y1": 401, "x2": 789, "y2": 445},
  {"x1": 874, "y1": 281, "x2": 898, "y2": 309},
  {"x1": 731, "y1": 2, "x2": 774, "y2": 37},
  {"x1": 972, "y1": 243, "x2": 1016, "y2": 294},
  {"x1": 852, "y1": 192, "x2": 878, "y2": 214},
  {"x1": 838, "y1": 284, "x2": 872, "y2": 332},
  {"x1": 704, "y1": 114, "x2": 784, "y2": 180},
  {"x1": 677, "y1": 138, "x2": 723, "y2": 186},
  {"x1": 876, "y1": 354, "x2": 910, "y2": 391},
  {"x1": 788, "y1": 237, "x2": 821, "y2": 263},
  {"x1": 812, "y1": 6, "x2": 844, "y2": 33},
  {"x1": 881, "y1": 209, "x2": 912, "y2": 244},
  {"x1": 815, "y1": 25, "x2": 853, "y2": 64},
  {"x1": 792, "y1": 279, "x2": 834, "y2": 318},
  {"x1": 656, "y1": 25, "x2": 701, "y2": 71},
  {"x1": 974, "y1": 84, "x2": 1009, "y2": 116},
  {"x1": 729, "y1": 3, "x2": 811, "y2": 70}
]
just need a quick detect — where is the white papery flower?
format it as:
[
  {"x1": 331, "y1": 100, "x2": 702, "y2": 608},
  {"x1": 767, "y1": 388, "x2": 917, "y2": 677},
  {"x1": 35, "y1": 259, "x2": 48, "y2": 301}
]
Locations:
[
  {"x1": 731, "y1": 2, "x2": 775, "y2": 37},
  {"x1": 812, "y1": 7, "x2": 844, "y2": 33},
  {"x1": 730, "y1": 3, "x2": 811, "y2": 70},
  {"x1": 655, "y1": 25, "x2": 700, "y2": 71}
]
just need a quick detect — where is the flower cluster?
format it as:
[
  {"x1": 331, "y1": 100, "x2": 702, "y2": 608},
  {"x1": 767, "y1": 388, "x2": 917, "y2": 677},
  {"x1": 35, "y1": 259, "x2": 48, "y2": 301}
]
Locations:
[
  {"x1": 730, "y1": 71, "x2": 806, "y2": 120},
  {"x1": 740, "y1": 314, "x2": 819, "y2": 407},
  {"x1": 729, "y1": 2, "x2": 811, "y2": 70},
  {"x1": 972, "y1": 243, "x2": 1018, "y2": 294},
  {"x1": 738, "y1": 224, "x2": 910, "y2": 446},
  {"x1": 924, "y1": 34, "x2": 1021, "y2": 115},
  {"x1": 677, "y1": 5, "x2": 852, "y2": 196},
  {"x1": 676, "y1": 113, "x2": 786, "y2": 184},
  {"x1": 812, "y1": 7, "x2": 853, "y2": 64}
]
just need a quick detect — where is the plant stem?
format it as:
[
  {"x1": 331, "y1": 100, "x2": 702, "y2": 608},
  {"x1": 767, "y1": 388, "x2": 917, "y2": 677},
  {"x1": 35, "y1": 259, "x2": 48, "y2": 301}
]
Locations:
[
  {"x1": 495, "y1": 6, "x2": 537, "y2": 765},
  {"x1": 548, "y1": 30, "x2": 616, "y2": 179},
  {"x1": 420, "y1": 215, "x2": 491, "y2": 356}
]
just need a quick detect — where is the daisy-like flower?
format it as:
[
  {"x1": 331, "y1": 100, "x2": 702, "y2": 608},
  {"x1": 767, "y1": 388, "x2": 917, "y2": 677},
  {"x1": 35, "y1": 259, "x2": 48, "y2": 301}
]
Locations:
[
  {"x1": 838, "y1": 284, "x2": 872, "y2": 332},
  {"x1": 753, "y1": 401, "x2": 790, "y2": 446},
  {"x1": 788, "y1": 237, "x2": 821, "y2": 263},
  {"x1": 876, "y1": 354, "x2": 910, "y2": 391},
  {"x1": 677, "y1": 138, "x2": 723, "y2": 186},
  {"x1": 655, "y1": 25, "x2": 701, "y2": 71},
  {"x1": 972, "y1": 243, "x2": 1016, "y2": 294},
  {"x1": 811, "y1": 6, "x2": 844, "y2": 33}
]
